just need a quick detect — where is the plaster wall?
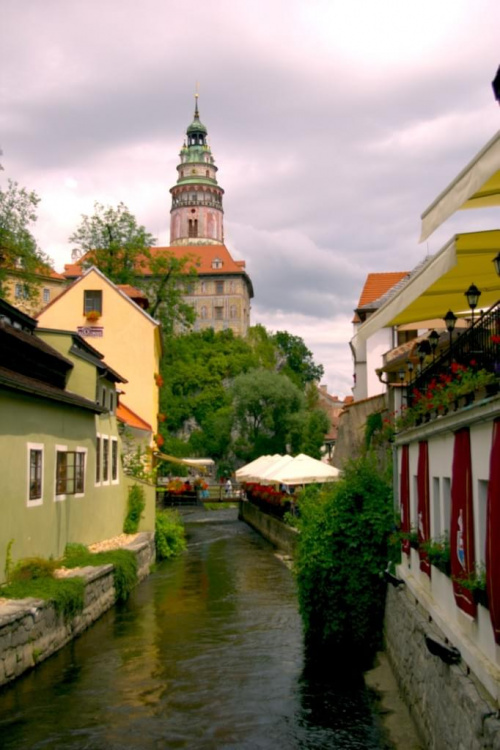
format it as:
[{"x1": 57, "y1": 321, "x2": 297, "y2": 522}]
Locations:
[
  {"x1": 37, "y1": 330, "x2": 97, "y2": 402},
  {"x1": 366, "y1": 328, "x2": 393, "y2": 397},
  {"x1": 38, "y1": 271, "x2": 160, "y2": 435},
  {"x1": 170, "y1": 204, "x2": 223, "y2": 244},
  {"x1": 0, "y1": 391, "x2": 127, "y2": 580}
]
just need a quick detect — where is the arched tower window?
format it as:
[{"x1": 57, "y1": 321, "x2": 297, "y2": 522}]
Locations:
[{"x1": 188, "y1": 219, "x2": 198, "y2": 238}]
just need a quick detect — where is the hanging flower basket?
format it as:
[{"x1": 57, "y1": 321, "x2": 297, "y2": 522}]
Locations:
[{"x1": 85, "y1": 310, "x2": 101, "y2": 323}]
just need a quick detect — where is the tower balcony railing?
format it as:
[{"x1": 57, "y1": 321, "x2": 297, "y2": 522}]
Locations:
[
  {"x1": 407, "y1": 300, "x2": 500, "y2": 411},
  {"x1": 172, "y1": 198, "x2": 222, "y2": 209}
]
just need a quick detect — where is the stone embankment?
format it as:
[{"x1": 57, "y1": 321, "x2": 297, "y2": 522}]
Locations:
[
  {"x1": 385, "y1": 583, "x2": 500, "y2": 750},
  {"x1": 238, "y1": 500, "x2": 298, "y2": 556},
  {"x1": 0, "y1": 532, "x2": 155, "y2": 688}
]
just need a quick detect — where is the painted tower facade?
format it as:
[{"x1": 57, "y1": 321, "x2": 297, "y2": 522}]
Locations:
[{"x1": 170, "y1": 95, "x2": 225, "y2": 246}]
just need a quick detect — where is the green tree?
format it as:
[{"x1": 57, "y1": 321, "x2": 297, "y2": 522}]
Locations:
[
  {"x1": 295, "y1": 454, "x2": 394, "y2": 668},
  {"x1": 0, "y1": 171, "x2": 50, "y2": 300},
  {"x1": 141, "y1": 249, "x2": 199, "y2": 337},
  {"x1": 273, "y1": 331, "x2": 324, "y2": 389},
  {"x1": 299, "y1": 409, "x2": 331, "y2": 459},
  {"x1": 69, "y1": 201, "x2": 155, "y2": 285},
  {"x1": 231, "y1": 369, "x2": 304, "y2": 460}
]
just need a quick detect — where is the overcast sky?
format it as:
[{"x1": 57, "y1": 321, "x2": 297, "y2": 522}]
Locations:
[{"x1": 2, "y1": 0, "x2": 500, "y2": 396}]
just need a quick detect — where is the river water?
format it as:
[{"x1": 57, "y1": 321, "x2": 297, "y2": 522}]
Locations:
[{"x1": 0, "y1": 509, "x2": 394, "y2": 749}]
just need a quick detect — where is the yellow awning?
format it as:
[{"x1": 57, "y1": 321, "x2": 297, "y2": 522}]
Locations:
[
  {"x1": 356, "y1": 230, "x2": 500, "y2": 340},
  {"x1": 420, "y1": 130, "x2": 500, "y2": 242}
]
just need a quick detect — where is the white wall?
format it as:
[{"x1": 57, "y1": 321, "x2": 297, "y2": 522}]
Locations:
[{"x1": 396, "y1": 406, "x2": 500, "y2": 702}]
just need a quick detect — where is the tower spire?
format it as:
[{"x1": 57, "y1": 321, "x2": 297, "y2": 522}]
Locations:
[{"x1": 194, "y1": 82, "x2": 200, "y2": 118}]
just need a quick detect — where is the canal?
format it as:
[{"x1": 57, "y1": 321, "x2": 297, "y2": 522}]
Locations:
[{"x1": 0, "y1": 509, "x2": 395, "y2": 749}]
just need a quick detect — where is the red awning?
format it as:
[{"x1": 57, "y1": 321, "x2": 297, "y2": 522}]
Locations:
[
  {"x1": 451, "y1": 428, "x2": 476, "y2": 618},
  {"x1": 486, "y1": 419, "x2": 500, "y2": 643}
]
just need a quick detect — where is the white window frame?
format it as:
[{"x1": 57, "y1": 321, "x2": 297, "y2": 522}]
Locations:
[
  {"x1": 54, "y1": 445, "x2": 87, "y2": 500},
  {"x1": 42, "y1": 287, "x2": 50, "y2": 304},
  {"x1": 95, "y1": 433, "x2": 102, "y2": 486},
  {"x1": 27, "y1": 442, "x2": 44, "y2": 507}
]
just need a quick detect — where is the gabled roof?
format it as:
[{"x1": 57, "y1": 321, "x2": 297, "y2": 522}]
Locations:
[
  {"x1": 353, "y1": 271, "x2": 409, "y2": 323},
  {"x1": 38, "y1": 266, "x2": 161, "y2": 327},
  {"x1": 357, "y1": 272, "x2": 409, "y2": 309},
  {"x1": 117, "y1": 401, "x2": 152, "y2": 432}
]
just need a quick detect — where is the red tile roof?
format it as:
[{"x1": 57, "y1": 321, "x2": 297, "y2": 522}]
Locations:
[
  {"x1": 117, "y1": 402, "x2": 152, "y2": 432},
  {"x1": 357, "y1": 272, "x2": 408, "y2": 308},
  {"x1": 64, "y1": 245, "x2": 249, "y2": 279}
]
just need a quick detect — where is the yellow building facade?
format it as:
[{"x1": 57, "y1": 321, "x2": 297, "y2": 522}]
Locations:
[{"x1": 37, "y1": 267, "x2": 162, "y2": 441}]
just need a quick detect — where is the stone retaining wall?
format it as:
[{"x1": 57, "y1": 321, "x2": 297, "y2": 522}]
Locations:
[
  {"x1": 0, "y1": 532, "x2": 155, "y2": 688},
  {"x1": 239, "y1": 501, "x2": 298, "y2": 555},
  {"x1": 385, "y1": 584, "x2": 500, "y2": 750}
]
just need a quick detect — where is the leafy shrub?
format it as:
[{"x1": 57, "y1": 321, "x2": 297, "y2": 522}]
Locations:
[
  {"x1": 294, "y1": 454, "x2": 394, "y2": 669},
  {"x1": 63, "y1": 544, "x2": 138, "y2": 602},
  {"x1": 123, "y1": 484, "x2": 146, "y2": 534},
  {"x1": 155, "y1": 510, "x2": 187, "y2": 560}
]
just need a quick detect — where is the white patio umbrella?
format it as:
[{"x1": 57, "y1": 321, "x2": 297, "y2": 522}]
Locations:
[
  {"x1": 235, "y1": 454, "x2": 281, "y2": 481},
  {"x1": 250, "y1": 453, "x2": 294, "y2": 482},
  {"x1": 265, "y1": 453, "x2": 341, "y2": 485}
]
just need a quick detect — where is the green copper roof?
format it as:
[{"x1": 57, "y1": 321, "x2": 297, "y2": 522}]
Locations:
[{"x1": 187, "y1": 116, "x2": 207, "y2": 135}]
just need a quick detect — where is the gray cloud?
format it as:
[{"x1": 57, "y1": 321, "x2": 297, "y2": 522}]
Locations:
[{"x1": 2, "y1": 0, "x2": 500, "y2": 394}]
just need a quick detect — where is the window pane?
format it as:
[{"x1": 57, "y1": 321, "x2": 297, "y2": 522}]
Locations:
[
  {"x1": 84, "y1": 290, "x2": 102, "y2": 314},
  {"x1": 30, "y1": 449, "x2": 42, "y2": 500},
  {"x1": 103, "y1": 438, "x2": 109, "y2": 482},
  {"x1": 76, "y1": 452, "x2": 85, "y2": 493},
  {"x1": 112, "y1": 441, "x2": 118, "y2": 481},
  {"x1": 56, "y1": 452, "x2": 67, "y2": 495}
]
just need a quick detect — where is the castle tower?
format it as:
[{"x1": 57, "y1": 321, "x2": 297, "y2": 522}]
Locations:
[{"x1": 169, "y1": 94, "x2": 225, "y2": 245}]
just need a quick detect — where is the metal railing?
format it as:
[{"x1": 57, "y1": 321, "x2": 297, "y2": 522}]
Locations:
[{"x1": 409, "y1": 300, "x2": 500, "y2": 403}]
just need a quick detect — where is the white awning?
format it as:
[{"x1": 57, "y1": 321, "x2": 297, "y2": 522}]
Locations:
[{"x1": 420, "y1": 130, "x2": 500, "y2": 242}]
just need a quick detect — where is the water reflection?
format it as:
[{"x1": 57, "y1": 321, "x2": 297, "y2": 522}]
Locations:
[{"x1": 0, "y1": 509, "x2": 390, "y2": 749}]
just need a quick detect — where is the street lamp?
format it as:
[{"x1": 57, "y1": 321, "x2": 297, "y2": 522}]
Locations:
[
  {"x1": 465, "y1": 283, "x2": 481, "y2": 329},
  {"x1": 444, "y1": 310, "x2": 457, "y2": 366},
  {"x1": 429, "y1": 330, "x2": 440, "y2": 361},
  {"x1": 417, "y1": 339, "x2": 432, "y2": 373},
  {"x1": 493, "y1": 65, "x2": 500, "y2": 105},
  {"x1": 493, "y1": 252, "x2": 500, "y2": 277}
]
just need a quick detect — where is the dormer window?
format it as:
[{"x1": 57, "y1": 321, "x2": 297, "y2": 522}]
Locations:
[{"x1": 212, "y1": 258, "x2": 223, "y2": 270}]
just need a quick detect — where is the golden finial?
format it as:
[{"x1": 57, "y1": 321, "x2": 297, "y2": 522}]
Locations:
[{"x1": 194, "y1": 82, "x2": 200, "y2": 116}]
